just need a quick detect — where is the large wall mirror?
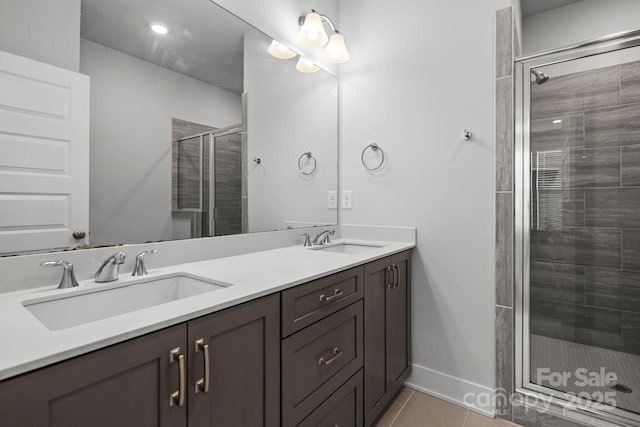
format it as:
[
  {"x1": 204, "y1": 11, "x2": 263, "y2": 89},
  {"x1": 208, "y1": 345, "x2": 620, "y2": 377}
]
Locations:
[{"x1": 0, "y1": 0, "x2": 338, "y2": 256}]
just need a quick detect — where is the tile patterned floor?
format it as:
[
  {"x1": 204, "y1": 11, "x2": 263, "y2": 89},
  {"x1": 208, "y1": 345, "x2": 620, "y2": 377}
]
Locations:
[
  {"x1": 376, "y1": 387, "x2": 522, "y2": 427},
  {"x1": 530, "y1": 334, "x2": 640, "y2": 414}
]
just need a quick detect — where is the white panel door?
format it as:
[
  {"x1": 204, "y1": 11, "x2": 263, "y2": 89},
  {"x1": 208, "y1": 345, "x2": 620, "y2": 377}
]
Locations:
[{"x1": 0, "y1": 50, "x2": 89, "y2": 254}]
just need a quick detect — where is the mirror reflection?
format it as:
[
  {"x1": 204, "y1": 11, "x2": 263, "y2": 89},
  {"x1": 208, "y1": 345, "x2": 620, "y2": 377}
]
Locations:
[{"x1": 0, "y1": 0, "x2": 338, "y2": 255}]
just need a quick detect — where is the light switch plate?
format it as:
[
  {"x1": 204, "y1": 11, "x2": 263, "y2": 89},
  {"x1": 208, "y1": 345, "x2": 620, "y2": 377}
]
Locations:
[
  {"x1": 341, "y1": 191, "x2": 353, "y2": 209},
  {"x1": 328, "y1": 191, "x2": 337, "y2": 209}
]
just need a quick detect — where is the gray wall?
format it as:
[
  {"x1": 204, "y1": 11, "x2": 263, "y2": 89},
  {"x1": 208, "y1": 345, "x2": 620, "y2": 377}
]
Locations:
[
  {"x1": 0, "y1": 0, "x2": 80, "y2": 71},
  {"x1": 244, "y1": 33, "x2": 338, "y2": 232},
  {"x1": 80, "y1": 39, "x2": 241, "y2": 245},
  {"x1": 339, "y1": 0, "x2": 511, "y2": 414}
]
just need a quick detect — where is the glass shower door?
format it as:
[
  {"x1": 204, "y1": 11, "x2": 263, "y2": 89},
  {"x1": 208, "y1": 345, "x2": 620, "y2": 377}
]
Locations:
[{"x1": 525, "y1": 46, "x2": 640, "y2": 417}]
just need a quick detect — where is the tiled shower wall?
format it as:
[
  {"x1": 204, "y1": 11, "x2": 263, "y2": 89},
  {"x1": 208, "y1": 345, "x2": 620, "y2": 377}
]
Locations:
[
  {"x1": 213, "y1": 132, "x2": 243, "y2": 235},
  {"x1": 495, "y1": 6, "x2": 515, "y2": 422},
  {"x1": 529, "y1": 62, "x2": 640, "y2": 356}
]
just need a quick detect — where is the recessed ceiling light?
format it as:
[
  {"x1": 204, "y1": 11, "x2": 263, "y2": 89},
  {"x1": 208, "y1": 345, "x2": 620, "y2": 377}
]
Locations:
[
  {"x1": 553, "y1": 119, "x2": 562, "y2": 124},
  {"x1": 151, "y1": 23, "x2": 169, "y2": 35}
]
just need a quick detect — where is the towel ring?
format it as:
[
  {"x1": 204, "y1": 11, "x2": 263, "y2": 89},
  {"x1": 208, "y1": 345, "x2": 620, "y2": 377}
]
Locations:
[
  {"x1": 361, "y1": 143, "x2": 385, "y2": 171},
  {"x1": 298, "y1": 151, "x2": 317, "y2": 175}
]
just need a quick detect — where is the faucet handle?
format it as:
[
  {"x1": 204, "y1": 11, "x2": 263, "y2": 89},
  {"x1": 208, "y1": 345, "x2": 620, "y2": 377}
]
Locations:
[
  {"x1": 111, "y1": 251, "x2": 127, "y2": 264},
  {"x1": 40, "y1": 261, "x2": 79, "y2": 289},
  {"x1": 299, "y1": 232, "x2": 312, "y2": 247},
  {"x1": 132, "y1": 249, "x2": 157, "y2": 276},
  {"x1": 326, "y1": 229, "x2": 335, "y2": 243}
]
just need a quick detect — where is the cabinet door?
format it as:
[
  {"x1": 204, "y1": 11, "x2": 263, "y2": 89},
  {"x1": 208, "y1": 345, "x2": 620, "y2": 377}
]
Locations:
[
  {"x1": 388, "y1": 250, "x2": 412, "y2": 396},
  {"x1": 363, "y1": 256, "x2": 392, "y2": 426},
  {"x1": 187, "y1": 294, "x2": 280, "y2": 427},
  {"x1": 0, "y1": 325, "x2": 187, "y2": 427}
]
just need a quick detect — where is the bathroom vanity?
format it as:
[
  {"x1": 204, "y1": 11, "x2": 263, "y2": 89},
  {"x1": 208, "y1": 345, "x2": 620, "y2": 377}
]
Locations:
[{"x1": 0, "y1": 241, "x2": 413, "y2": 427}]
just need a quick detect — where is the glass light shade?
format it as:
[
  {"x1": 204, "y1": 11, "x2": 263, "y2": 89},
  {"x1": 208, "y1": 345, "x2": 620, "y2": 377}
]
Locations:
[
  {"x1": 322, "y1": 33, "x2": 350, "y2": 64},
  {"x1": 267, "y1": 40, "x2": 297, "y2": 59},
  {"x1": 150, "y1": 23, "x2": 169, "y2": 35},
  {"x1": 297, "y1": 12, "x2": 329, "y2": 47},
  {"x1": 296, "y1": 57, "x2": 320, "y2": 73}
]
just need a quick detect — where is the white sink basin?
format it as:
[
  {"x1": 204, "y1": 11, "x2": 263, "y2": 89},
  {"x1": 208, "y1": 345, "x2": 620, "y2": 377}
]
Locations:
[
  {"x1": 311, "y1": 243, "x2": 383, "y2": 254},
  {"x1": 23, "y1": 274, "x2": 228, "y2": 331}
]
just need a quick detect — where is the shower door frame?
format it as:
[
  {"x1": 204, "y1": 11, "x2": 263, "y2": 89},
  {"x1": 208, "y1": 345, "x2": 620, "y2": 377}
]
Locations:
[
  {"x1": 176, "y1": 124, "x2": 243, "y2": 238},
  {"x1": 514, "y1": 30, "x2": 640, "y2": 427}
]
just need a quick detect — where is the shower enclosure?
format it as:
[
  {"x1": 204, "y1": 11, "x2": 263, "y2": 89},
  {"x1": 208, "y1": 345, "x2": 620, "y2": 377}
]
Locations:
[
  {"x1": 173, "y1": 124, "x2": 245, "y2": 238},
  {"x1": 516, "y1": 32, "x2": 640, "y2": 426}
]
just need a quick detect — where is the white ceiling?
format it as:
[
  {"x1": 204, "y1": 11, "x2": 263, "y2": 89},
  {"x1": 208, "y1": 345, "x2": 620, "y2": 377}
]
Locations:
[
  {"x1": 80, "y1": 0, "x2": 253, "y2": 94},
  {"x1": 521, "y1": 0, "x2": 583, "y2": 17}
]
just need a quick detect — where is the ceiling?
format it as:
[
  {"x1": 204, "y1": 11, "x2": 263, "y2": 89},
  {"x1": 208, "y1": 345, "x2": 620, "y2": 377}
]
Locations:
[
  {"x1": 521, "y1": 0, "x2": 583, "y2": 17},
  {"x1": 80, "y1": 0, "x2": 253, "y2": 94}
]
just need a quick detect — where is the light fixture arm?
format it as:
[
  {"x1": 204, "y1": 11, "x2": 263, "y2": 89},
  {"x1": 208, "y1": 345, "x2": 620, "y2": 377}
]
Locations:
[{"x1": 299, "y1": 9, "x2": 338, "y2": 33}]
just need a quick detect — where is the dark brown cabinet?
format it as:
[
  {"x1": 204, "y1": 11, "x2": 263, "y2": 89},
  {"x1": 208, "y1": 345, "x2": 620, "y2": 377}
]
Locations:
[
  {"x1": 187, "y1": 294, "x2": 280, "y2": 427},
  {"x1": 364, "y1": 250, "x2": 412, "y2": 426},
  {"x1": 0, "y1": 294, "x2": 280, "y2": 427},
  {"x1": 298, "y1": 370, "x2": 364, "y2": 427},
  {"x1": 0, "y1": 324, "x2": 188, "y2": 427},
  {"x1": 282, "y1": 301, "x2": 363, "y2": 426},
  {"x1": 0, "y1": 250, "x2": 412, "y2": 427}
]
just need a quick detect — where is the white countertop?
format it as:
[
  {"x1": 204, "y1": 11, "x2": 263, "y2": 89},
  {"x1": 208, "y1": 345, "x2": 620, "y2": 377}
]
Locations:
[{"x1": 0, "y1": 239, "x2": 414, "y2": 381}]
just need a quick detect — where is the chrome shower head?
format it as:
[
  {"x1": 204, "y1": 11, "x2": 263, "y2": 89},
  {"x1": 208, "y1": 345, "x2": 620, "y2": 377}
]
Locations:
[{"x1": 531, "y1": 69, "x2": 549, "y2": 85}]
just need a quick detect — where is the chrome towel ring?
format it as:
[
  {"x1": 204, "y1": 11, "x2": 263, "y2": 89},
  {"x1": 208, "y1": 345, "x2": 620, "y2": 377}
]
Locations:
[
  {"x1": 298, "y1": 151, "x2": 317, "y2": 175},
  {"x1": 361, "y1": 143, "x2": 385, "y2": 171}
]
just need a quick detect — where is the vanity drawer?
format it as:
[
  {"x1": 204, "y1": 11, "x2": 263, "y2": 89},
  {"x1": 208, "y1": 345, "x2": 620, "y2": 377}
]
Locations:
[
  {"x1": 282, "y1": 301, "x2": 363, "y2": 426},
  {"x1": 282, "y1": 266, "x2": 364, "y2": 337},
  {"x1": 297, "y1": 370, "x2": 363, "y2": 427}
]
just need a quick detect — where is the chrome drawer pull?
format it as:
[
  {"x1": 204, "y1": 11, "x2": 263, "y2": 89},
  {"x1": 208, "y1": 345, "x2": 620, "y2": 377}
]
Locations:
[
  {"x1": 387, "y1": 265, "x2": 395, "y2": 289},
  {"x1": 194, "y1": 338, "x2": 210, "y2": 394},
  {"x1": 393, "y1": 264, "x2": 400, "y2": 289},
  {"x1": 318, "y1": 347, "x2": 343, "y2": 365},
  {"x1": 319, "y1": 288, "x2": 344, "y2": 303},
  {"x1": 169, "y1": 347, "x2": 185, "y2": 407}
]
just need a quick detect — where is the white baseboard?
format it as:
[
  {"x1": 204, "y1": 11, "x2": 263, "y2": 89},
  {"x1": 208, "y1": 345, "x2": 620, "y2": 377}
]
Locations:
[{"x1": 405, "y1": 363, "x2": 496, "y2": 418}]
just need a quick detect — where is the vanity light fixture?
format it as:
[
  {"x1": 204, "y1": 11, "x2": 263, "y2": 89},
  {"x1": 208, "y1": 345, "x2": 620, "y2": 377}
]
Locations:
[
  {"x1": 298, "y1": 11, "x2": 329, "y2": 47},
  {"x1": 150, "y1": 23, "x2": 169, "y2": 35},
  {"x1": 323, "y1": 33, "x2": 350, "y2": 63},
  {"x1": 298, "y1": 10, "x2": 350, "y2": 64},
  {"x1": 296, "y1": 57, "x2": 320, "y2": 73},
  {"x1": 268, "y1": 40, "x2": 297, "y2": 59}
]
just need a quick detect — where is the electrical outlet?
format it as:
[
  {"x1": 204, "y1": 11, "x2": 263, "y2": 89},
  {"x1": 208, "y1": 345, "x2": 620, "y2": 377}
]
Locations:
[
  {"x1": 341, "y1": 191, "x2": 353, "y2": 209},
  {"x1": 328, "y1": 191, "x2": 337, "y2": 209}
]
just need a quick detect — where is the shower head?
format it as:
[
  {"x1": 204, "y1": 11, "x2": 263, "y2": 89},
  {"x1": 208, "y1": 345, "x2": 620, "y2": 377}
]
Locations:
[{"x1": 531, "y1": 69, "x2": 549, "y2": 85}]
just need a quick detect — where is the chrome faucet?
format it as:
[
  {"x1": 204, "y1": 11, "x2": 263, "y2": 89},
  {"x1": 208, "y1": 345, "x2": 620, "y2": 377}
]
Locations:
[
  {"x1": 40, "y1": 261, "x2": 80, "y2": 289},
  {"x1": 132, "y1": 249, "x2": 157, "y2": 276},
  {"x1": 300, "y1": 232, "x2": 312, "y2": 247},
  {"x1": 95, "y1": 251, "x2": 127, "y2": 283},
  {"x1": 312, "y1": 229, "x2": 335, "y2": 246}
]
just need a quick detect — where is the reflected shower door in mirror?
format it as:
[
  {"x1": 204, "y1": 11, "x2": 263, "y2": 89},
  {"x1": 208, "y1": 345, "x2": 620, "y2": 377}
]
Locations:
[
  {"x1": 0, "y1": 0, "x2": 338, "y2": 255},
  {"x1": 525, "y1": 46, "x2": 640, "y2": 418},
  {"x1": 172, "y1": 121, "x2": 245, "y2": 239}
]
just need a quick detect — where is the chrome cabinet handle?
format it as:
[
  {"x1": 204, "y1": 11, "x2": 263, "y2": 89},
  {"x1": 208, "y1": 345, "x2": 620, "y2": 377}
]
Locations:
[
  {"x1": 393, "y1": 264, "x2": 400, "y2": 289},
  {"x1": 194, "y1": 338, "x2": 210, "y2": 394},
  {"x1": 386, "y1": 265, "x2": 395, "y2": 289},
  {"x1": 318, "y1": 347, "x2": 343, "y2": 366},
  {"x1": 319, "y1": 288, "x2": 344, "y2": 303},
  {"x1": 169, "y1": 347, "x2": 185, "y2": 407}
]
